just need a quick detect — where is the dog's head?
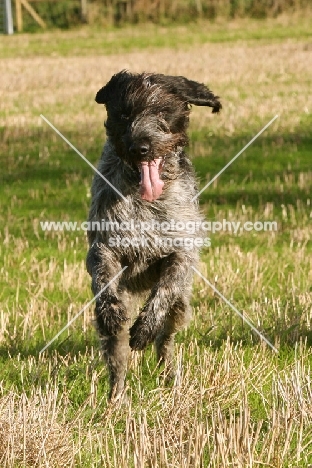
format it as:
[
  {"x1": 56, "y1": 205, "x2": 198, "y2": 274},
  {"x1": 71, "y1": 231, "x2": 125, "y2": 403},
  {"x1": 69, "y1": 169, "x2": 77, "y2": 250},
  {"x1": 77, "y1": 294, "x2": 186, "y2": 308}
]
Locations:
[{"x1": 95, "y1": 70, "x2": 221, "y2": 201}]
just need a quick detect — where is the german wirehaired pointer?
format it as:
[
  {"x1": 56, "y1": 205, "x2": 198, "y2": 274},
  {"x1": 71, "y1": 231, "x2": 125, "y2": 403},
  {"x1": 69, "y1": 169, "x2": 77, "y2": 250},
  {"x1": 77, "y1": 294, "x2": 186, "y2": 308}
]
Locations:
[{"x1": 86, "y1": 70, "x2": 221, "y2": 400}]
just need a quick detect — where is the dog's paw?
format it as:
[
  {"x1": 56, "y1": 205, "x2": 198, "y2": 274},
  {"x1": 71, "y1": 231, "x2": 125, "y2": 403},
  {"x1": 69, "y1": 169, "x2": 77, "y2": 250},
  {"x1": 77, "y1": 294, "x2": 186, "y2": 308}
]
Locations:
[
  {"x1": 129, "y1": 314, "x2": 157, "y2": 350},
  {"x1": 96, "y1": 300, "x2": 128, "y2": 335},
  {"x1": 159, "y1": 367, "x2": 177, "y2": 386}
]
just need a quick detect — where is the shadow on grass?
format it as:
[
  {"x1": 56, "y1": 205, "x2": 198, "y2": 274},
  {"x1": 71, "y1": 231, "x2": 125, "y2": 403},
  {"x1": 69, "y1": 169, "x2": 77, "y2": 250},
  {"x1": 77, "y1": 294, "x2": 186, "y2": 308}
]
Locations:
[
  {"x1": 192, "y1": 133, "x2": 312, "y2": 207},
  {"x1": 1, "y1": 127, "x2": 311, "y2": 211},
  {"x1": 2, "y1": 318, "x2": 312, "y2": 362},
  {"x1": 0, "y1": 330, "x2": 98, "y2": 360}
]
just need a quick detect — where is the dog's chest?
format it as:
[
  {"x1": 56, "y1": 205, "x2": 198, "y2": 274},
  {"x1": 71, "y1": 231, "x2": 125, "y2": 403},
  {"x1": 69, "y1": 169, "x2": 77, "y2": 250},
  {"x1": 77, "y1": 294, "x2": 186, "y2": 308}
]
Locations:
[{"x1": 98, "y1": 193, "x2": 203, "y2": 264}]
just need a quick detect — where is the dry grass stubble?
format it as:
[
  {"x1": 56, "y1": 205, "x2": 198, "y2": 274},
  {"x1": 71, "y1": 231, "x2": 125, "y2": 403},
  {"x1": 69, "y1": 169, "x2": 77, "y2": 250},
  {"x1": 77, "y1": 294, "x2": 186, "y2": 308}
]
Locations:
[
  {"x1": 1, "y1": 341, "x2": 312, "y2": 466},
  {"x1": 1, "y1": 33, "x2": 312, "y2": 467},
  {"x1": 2, "y1": 41, "x2": 311, "y2": 134}
]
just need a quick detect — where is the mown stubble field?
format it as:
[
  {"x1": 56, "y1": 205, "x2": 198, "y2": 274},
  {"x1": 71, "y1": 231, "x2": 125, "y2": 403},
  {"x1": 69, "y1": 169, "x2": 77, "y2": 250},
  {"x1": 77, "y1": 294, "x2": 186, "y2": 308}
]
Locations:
[{"x1": 0, "y1": 15, "x2": 312, "y2": 467}]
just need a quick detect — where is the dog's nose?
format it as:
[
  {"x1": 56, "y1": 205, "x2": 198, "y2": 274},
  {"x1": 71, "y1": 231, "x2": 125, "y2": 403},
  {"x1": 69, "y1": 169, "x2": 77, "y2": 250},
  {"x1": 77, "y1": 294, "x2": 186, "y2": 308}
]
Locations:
[{"x1": 129, "y1": 143, "x2": 150, "y2": 157}]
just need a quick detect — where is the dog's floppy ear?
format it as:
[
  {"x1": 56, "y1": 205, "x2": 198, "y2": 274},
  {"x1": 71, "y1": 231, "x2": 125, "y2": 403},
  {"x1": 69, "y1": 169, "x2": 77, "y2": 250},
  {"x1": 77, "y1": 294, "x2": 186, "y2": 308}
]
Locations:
[
  {"x1": 95, "y1": 85, "x2": 109, "y2": 104},
  {"x1": 149, "y1": 74, "x2": 222, "y2": 113},
  {"x1": 95, "y1": 75, "x2": 120, "y2": 104},
  {"x1": 95, "y1": 70, "x2": 134, "y2": 105}
]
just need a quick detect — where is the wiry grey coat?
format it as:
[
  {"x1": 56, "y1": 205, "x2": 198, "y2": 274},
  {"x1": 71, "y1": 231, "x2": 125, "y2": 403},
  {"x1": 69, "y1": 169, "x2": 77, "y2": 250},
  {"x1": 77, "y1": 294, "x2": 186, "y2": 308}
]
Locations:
[{"x1": 86, "y1": 71, "x2": 221, "y2": 400}]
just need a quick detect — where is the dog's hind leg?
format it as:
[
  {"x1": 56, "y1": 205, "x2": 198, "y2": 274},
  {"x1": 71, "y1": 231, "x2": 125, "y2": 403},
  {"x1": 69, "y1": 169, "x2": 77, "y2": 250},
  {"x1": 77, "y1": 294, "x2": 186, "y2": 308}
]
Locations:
[{"x1": 154, "y1": 298, "x2": 192, "y2": 383}]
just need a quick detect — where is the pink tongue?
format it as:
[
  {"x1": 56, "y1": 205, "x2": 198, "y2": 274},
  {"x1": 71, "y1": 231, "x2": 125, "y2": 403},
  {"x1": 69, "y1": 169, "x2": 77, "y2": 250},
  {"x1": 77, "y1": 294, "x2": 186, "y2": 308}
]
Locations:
[{"x1": 140, "y1": 158, "x2": 164, "y2": 202}]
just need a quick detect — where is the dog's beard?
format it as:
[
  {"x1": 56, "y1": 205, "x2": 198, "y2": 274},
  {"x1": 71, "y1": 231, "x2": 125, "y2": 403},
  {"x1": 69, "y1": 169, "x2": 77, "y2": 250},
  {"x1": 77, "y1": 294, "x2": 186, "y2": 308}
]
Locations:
[{"x1": 139, "y1": 158, "x2": 164, "y2": 202}]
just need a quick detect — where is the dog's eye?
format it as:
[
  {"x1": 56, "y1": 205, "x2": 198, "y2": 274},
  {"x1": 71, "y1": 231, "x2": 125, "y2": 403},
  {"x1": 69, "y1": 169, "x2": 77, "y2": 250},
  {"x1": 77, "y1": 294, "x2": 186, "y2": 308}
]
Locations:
[
  {"x1": 144, "y1": 78, "x2": 152, "y2": 88},
  {"x1": 121, "y1": 114, "x2": 130, "y2": 121}
]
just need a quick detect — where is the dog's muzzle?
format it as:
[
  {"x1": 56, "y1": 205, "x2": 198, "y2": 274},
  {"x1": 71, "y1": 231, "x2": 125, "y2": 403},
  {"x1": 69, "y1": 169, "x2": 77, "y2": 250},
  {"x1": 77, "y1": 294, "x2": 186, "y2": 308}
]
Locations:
[{"x1": 139, "y1": 158, "x2": 164, "y2": 202}]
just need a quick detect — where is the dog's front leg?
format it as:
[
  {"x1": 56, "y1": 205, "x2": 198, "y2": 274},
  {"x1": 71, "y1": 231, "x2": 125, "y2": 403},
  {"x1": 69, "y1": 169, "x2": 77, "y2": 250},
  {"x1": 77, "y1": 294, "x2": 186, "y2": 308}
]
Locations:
[
  {"x1": 86, "y1": 242, "x2": 128, "y2": 335},
  {"x1": 86, "y1": 242, "x2": 129, "y2": 400},
  {"x1": 129, "y1": 251, "x2": 195, "y2": 351}
]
